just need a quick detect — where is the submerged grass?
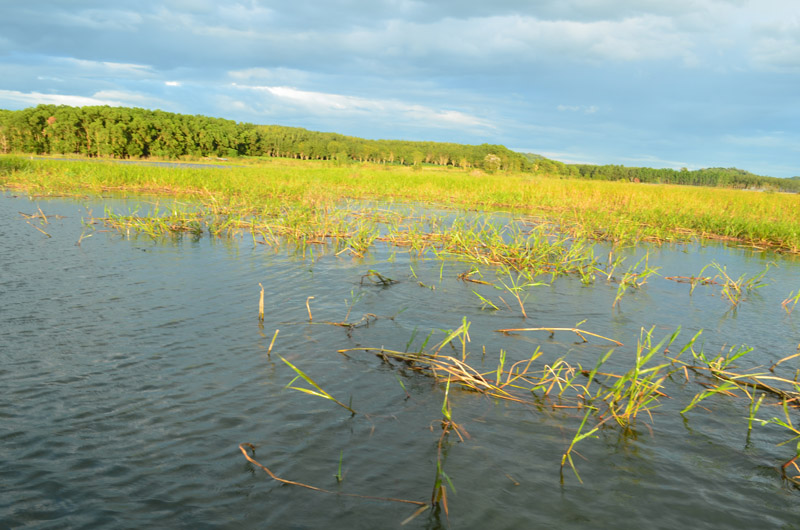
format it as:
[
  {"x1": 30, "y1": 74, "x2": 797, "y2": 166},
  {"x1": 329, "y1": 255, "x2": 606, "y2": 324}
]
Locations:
[{"x1": 337, "y1": 320, "x2": 800, "y2": 489}]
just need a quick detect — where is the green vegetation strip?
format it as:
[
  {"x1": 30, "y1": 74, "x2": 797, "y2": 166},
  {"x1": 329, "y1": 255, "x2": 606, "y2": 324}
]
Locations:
[{"x1": 2, "y1": 155, "x2": 799, "y2": 253}]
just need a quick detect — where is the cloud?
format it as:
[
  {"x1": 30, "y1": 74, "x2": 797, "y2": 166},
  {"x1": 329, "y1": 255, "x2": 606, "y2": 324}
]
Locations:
[
  {"x1": 330, "y1": 14, "x2": 699, "y2": 71},
  {"x1": 232, "y1": 83, "x2": 495, "y2": 131},
  {"x1": 227, "y1": 67, "x2": 314, "y2": 86},
  {"x1": 58, "y1": 8, "x2": 143, "y2": 31},
  {"x1": 60, "y1": 58, "x2": 154, "y2": 78},
  {"x1": 749, "y1": 21, "x2": 800, "y2": 72},
  {"x1": 558, "y1": 104, "x2": 599, "y2": 114},
  {"x1": 0, "y1": 87, "x2": 170, "y2": 110},
  {"x1": 0, "y1": 89, "x2": 126, "y2": 108},
  {"x1": 91, "y1": 90, "x2": 168, "y2": 107}
]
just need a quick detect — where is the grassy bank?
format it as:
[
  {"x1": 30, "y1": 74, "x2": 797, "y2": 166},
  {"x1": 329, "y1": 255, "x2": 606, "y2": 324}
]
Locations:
[{"x1": 2, "y1": 155, "x2": 799, "y2": 252}]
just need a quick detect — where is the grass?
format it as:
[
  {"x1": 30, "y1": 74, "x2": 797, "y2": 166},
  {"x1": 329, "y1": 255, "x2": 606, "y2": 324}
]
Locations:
[
  {"x1": 279, "y1": 354, "x2": 357, "y2": 415},
  {"x1": 338, "y1": 320, "x2": 800, "y2": 486},
  {"x1": 3, "y1": 154, "x2": 800, "y2": 252}
]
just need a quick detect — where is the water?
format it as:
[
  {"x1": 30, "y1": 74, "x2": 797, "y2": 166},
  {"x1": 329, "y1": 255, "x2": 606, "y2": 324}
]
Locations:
[
  {"x1": 30, "y1": 157, "x2": 235, "y2": 170},
  {"x1": 2, "y1": 193, "x2": 800, "y2": 529}
]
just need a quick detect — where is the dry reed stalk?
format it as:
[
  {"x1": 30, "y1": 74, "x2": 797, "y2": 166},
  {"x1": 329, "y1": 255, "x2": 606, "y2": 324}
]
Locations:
[
  {"x1": 267, "y1": 329, "x2": 279, "y2": 356},
  {"x1": 494, "y1": 327, "x2": 623, "y2": 346},
  {"x1": 338, "y1": 347, "x2": 548, "y2": 405},
  {"x1": 783, "y1": 456, "x2": 800, "y2": 486},
  {"x1": 711, "y1": 370, "x2": 800, "y2": 402},
  {"x1": 24, "y1": 219, "x2": 52, "y2": 237},
  {"x1": 770, "y1": 352, "x2": 800, "y2": 373},
  {"x1": 306, "y1": 296, "x2": 315, "y2": 322},
  {"x1": 664, "y1": 276, "x2": 719, "y2": 286},
  {"x1": 239, "y1": 443, "x2": 427, "y2": 506},
  {"x1": 258, "y1": 283, "x2": 265, "y2": 322}
]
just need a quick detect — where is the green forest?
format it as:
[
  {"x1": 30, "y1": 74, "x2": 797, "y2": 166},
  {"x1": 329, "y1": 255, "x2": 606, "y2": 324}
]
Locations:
[{"x1": 1, "y1": 104, "x2": 797, "y2": 192}]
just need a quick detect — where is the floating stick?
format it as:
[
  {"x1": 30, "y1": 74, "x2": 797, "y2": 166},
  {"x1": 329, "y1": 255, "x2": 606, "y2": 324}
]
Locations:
[
  {"x1": 267, "y1": 329, "x2": 279, "y2": 356},
  {"x1": 306, "y1": 296, "x2": 315, "y2": 322},
  {"x1": 494, "y1": 327, "x2": 623, "y2": 346},
  {"x1": 239, "y1": 443, "x2": 426, "y2": 507},
  {"x1": 258, "y1": 283, "x2": 265, "y2": 322}
]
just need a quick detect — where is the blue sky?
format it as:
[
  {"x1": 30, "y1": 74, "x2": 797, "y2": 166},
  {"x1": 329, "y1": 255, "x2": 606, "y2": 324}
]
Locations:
[{"x1": 1, "y1": 0, "x2": 798, "y2": 177}]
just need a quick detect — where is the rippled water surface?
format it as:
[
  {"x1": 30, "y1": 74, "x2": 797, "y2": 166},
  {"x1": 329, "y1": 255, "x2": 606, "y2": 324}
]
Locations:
[{"x1": 2, "y1": 193, "x2": 799, "y2": 529}]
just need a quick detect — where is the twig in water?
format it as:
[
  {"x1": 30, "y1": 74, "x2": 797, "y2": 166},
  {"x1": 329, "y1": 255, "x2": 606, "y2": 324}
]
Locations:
[
  {"x1": 267, "y1": 329, "x2": 279, "y2": 356},
  {"x1": 239, "y1": 443, "x2": 427, "y2": 507},
  {"x1": 494, "y1": 327, "x2": 623, "y2": 346},
  {"x1": 258, "y1": 283, "x2": 265, "y2": 322},
  {"x1": 306, "y1": 296, "x2": 315, "y2": 322}
]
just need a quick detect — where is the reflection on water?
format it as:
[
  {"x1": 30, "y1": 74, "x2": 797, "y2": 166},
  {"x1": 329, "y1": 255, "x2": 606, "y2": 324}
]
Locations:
[{"x1": 1, "y1": 193, "x2": 799, "y2": 529}]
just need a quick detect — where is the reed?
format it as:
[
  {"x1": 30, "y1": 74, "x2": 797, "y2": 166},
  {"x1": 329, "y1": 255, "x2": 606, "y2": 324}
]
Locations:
[
  {"x1": 266, "y1": 329, "x2": 279, "y2": 356},
  {"x1": 4, "y1": 156, "x2": 800, "y2": 252},
  {"x1": 710, "y1": 261, "x2": 773, "y2": 306},
  {"x1": 258, "y1": 283, "x2": 265, "y2": 322},
  {"x1": 782, "y1": 290, "x2": 800, "y2": 315},
  {"x1": 755, "y1": 400, "x2": 800, "y2": 485},
  {"x1": 334, "y1": 450, "x2": 345, "y2": 483},
  {"x1": 612, "y1": 253, "x2": 660, "y2": 308},
  {"x1": 279, "y1": 355, "x2": 357, "y2": 415},
  {"x1": 561, "y1": 410, "x2": 605, "y2": 484}
]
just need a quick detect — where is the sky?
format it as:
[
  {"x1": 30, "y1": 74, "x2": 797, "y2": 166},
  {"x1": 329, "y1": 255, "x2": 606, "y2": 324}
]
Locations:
[{"x1": 0, "y1": 0, "x2": 798, "y2": 177}]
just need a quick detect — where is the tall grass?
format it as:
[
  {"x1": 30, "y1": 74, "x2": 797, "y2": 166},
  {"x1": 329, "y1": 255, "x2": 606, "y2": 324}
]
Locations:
[{"x1": 3, "y1": 155, "x2": 800, "y2": 252}]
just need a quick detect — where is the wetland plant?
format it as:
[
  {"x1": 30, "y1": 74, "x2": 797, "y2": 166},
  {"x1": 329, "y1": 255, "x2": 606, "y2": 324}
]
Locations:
[
  {"x1": 279, "y1": 355, "x2": 357, "y2": 415},
  {"x1": 782, "y1": 290, "x2": 800, "y2": 315},
  {"x1": 612, "y1": 253, "x2": 661, "y2": 308},
  {"x1": 710, "y1": 261, "x2": 773, "y2": 306}
]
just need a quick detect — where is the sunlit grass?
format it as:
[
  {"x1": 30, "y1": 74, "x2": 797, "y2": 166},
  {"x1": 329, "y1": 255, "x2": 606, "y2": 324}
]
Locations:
[{"x1": 3, "y1": 155, "x2": 799, "y2": 252}]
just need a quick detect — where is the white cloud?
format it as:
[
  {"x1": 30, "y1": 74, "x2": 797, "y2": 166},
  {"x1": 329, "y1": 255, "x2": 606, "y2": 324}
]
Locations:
[
  {"x1": 232, "y1": 84, "x2": 495, "y2": 130},
  {"x1": 165, "y1": 81, "x2": 181, "y2": 86},
  {"x1": 334, "y1": 14, "x2": 698, "y2": 68},
  {"x1": 91, "y1": 90, "x2": 167, "y2": 107},
  {"x1": 0, "y1": 88, "x2": 169, "y2": 110},
  {"x1": 60, "y1": 58, "x2": 155, "y2": 78},
  {"x1": 0, "y1": 89, "x2": 125, "y2": 108}
]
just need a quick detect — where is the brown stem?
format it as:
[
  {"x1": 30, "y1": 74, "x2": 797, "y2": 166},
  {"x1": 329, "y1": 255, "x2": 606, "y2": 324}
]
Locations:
[{"x1": 239, "y1": 443, "x2": 426, "y2": 506}]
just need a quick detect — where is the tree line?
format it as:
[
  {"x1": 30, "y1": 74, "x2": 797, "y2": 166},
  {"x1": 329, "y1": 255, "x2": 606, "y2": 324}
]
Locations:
[
  {"x1": 1, "y1": 105, "x2": 796, "y2": 192},
  {"x1": 522, "y1": 157, "x2": 800, "y2": 193},
  {"x1": 0, "y1": 105, "x2": 532, "y2": 172}
]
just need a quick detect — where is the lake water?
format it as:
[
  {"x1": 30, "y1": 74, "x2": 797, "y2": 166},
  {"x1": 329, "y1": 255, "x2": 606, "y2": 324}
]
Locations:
[{"x1": 2, "y1": 192, "x2": 799, "y2": 529}]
